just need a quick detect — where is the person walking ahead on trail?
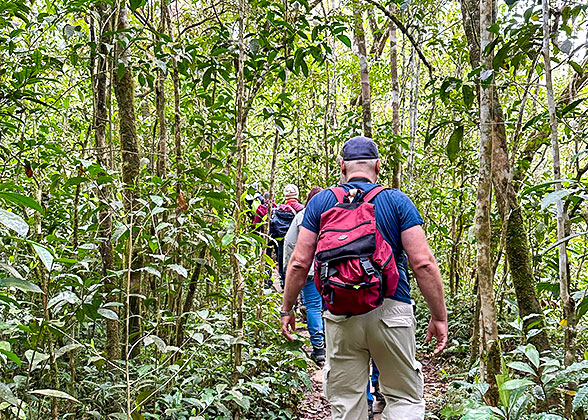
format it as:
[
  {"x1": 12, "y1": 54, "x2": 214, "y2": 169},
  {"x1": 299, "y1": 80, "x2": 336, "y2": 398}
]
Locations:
[
  {"x1": 270, "y1": 184, "x2": 304, "y2": 287},
  {"x1": 283, "y1": 186, "x2": 325, "y2": 365},
  {"x1": 280, "y1": 136, "x2": 448, "y2": 420}
]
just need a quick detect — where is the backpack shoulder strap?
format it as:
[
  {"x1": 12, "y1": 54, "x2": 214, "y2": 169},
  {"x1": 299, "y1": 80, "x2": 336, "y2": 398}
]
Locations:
[
  {"x1": 362, "y1": 186, "x2": 388, "y2": 203},
  {"x1": 330, "y1": 187, "x2": 347, "y2": 203}
]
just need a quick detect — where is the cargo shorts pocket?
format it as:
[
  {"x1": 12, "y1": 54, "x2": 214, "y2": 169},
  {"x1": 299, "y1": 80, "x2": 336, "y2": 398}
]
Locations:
[
  {"x1": 323, "y1": 365, "x2": 331, "y2": 399},
  {"x1": 381, "y1": 314, "x2": 415, "y2": 328}
]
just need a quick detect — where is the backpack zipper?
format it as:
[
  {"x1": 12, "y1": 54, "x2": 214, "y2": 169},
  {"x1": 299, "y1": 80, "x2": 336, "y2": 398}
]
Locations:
[{"x1": 319, "y1": 220, "x2": 372, "y2": 239}]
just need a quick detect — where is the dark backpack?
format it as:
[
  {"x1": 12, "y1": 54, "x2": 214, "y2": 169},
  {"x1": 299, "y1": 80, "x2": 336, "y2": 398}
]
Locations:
[
  {"x1": 269, "y1": 204, "x2": 298, "y2": 239},
  {"x1": 313, "y1": 186, "x2": 399, "y2": 316}
]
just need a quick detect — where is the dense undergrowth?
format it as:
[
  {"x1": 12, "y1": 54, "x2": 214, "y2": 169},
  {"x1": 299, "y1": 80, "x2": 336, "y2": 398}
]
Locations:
[
  {"x1": 0, "y1": 165, "x2": 311, "y2": 419},
  {"x1": 417, "y1": 294, "x2": 588, "y2": 419}
]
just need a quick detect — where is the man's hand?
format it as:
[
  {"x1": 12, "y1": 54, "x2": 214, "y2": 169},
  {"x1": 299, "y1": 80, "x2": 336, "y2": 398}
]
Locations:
[
  {"x1": 425, "y1": 317, "x2": 448, "y2": 356},
  {"x1": 281, "y1": 313, "x2": 297, "y2": 341}
]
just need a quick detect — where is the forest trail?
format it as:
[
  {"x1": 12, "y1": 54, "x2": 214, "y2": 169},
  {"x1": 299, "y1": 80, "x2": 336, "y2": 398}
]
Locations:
[{"x1": 297, "y1": 340, "x2": 449, "y2": 419}]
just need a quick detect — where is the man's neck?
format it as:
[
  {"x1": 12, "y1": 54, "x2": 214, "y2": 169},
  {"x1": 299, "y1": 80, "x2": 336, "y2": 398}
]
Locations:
[
  {"x1": 348, "y1": 176, "x2": 372, "y2": 183},
  {"x1": 346, "y1": 172, "x2": 376, "y2": 183}
]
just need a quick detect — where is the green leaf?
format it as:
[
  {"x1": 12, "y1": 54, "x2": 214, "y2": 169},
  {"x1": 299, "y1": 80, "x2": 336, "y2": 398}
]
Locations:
[
  {"x1": 337, "y1": 35, "x2": 351, "y2": 48},
  {"x1": 0, "y1": 348, "x2": 21, "y2": 367},
  {"x1": 0, "y1": 192, "x2": 43, "y2": 213},
  {"x1": 576, "y1": 294, "x2": 588, "y2": 320},
  {"x1": 300, "y1": 59, "x2": 309, "y2": 77},
  {"x1": 24, "y1": 350, "x2": 50, "y2": 370},
  {"x1": 202, "y1": 67, "x2": 214, "y2": 89},
  {"x1": 30, "y1": 389, "x2": 80, "y2": 403},
  {"x1": 143, "y1": 335, "x2": 167, "y2": 352},
  {"x1": 541, "y1": 189, "x2": 575, "y2": 210},
  {"x1": 495, "y1": 373, "x2": 510, "y2": 409},
  {"x1": 424, "y1": 120, "x2": 453, "y2": 148},
  {"x1": 446, "y1": 125, "x2": 463, "y2": 163},
  {"x1": 31, "y1": 243, "x2": 54, "y2": 272},
  {"x1": 560, "y1": 39, "x2": 573, "y2": 55},
  {"x1": 97, "y1": 308, "x2": 119, "y2": 321},
  {"x1": 63, "y1": 177, "x2": 88, "y2": 188},
  {"x1": 55, "y1": 343, "x2": 83, "y2": 359},
  {"x1": 507, "y1": 361, "x2": 536, "y2": 375},
  {"x1": 0, "y1": 383, "x2": 19, "y2": 406},
  {"x1": 140, "y1": 266, "x2": 161, "y2": 278},
  {"x1": 573, "y1": 384, "x2": 588, "y2": 412},
  {"x1": 0, "y1": 208, "x2": 28, "y2": 237},
  {"x1": 129, "y1": 0, "x2": 146, "y2": 11},
  {"x1": 559, "y1": 98, "x2": 585, "y2": 117},
  {"x1": 480, "y1": 69, "x2": 494, "y2": 88},
  {"x1": 221, "y1": 233, "x2": 234, "y2": 248},
  {"x1": 196, "y1": 309, "x2": 209, "y2": 319},
  {"x1": 117, "y1": 62, "x2": 125, "y2": 81},
  {"x1": 524, "y1": 344, "x2": 540, "y2": 368},
  {"x1": 462, "y1": 85, "x2": 474, "y2": 110},
  {"x1": 264, "y1": 252, "x2": 276, "y2": 267},
  {"x1": 569, "y1": 61, "x2": 584, "y2": 75},
  {"x1": 541, "y1": 231, "x2": 588, "y2": 255},
  {"x1": 168, "y1": 264, "x2": 188, "y2": 278},
  {"x1": 500, "y1": 379, "x2": 535, "y2": 390},
  {"x1": 493, "y1": 44, "x2": 510, "y2": 70},
  {"x1": 0, "y1": 277, "x2": 43, "y2": 293}
]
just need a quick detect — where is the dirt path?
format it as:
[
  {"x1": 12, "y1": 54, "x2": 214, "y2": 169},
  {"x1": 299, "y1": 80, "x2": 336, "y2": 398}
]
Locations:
[{"x1": 298, "y1": 356, "x2": 448, "y2": 419}]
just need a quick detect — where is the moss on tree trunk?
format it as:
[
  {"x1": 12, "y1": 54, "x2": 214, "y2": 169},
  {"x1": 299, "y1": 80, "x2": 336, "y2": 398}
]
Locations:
[{"x1": 506, "y1": 207, "x2": 551, "y2": 352}]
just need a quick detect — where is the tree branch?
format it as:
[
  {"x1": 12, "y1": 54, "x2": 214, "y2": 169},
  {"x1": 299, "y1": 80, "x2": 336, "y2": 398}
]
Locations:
[{"x1": 363, "y1": 0, "x2": 434, "y2": 77}]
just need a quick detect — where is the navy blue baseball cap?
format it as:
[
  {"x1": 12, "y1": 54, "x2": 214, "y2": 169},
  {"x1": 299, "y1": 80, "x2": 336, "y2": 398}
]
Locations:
[{"x1": 341, "y1": 136, "x2": 379, "y2": 161}]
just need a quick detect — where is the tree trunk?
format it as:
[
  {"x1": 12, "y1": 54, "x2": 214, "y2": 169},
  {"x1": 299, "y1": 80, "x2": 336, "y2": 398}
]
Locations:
[
  {"x1": 93, "y1": 2, "x2": 120, "y2": 361},
  {"x1": 175, "y1": 249, "x2": 206, "y2": 347},
  {"x1": 407, "y1": 40, "x2": 420, "y2": 185},
  {"x1": 256, "y1": 79, "x2": 284, "y2": 321},
  {"x1": 353, "y1": 4, "x2": 372, "y2": 138},
  {"x1": 476, "y1": 0, "x2": 500, "y2": 405},
  {"x1": 461, "y1": 0, "x2": 551, "y2": 355},
  {"x1": 542, "y1": 2, "x2": 575, "y2": 416},
  {"x1": 165, "y1": 0, "x2": 188, "y2": 348},
  {"x1": 163, "y1": 6, "x2": 182, "y2": 197},
  {"x1": 491, "y1": 108, "x2": 551, "y2": 354},
  {"x1": 389, "y1": 3, "x2": 401, "y2": 188},
  {"x1": 324, "y1": 60, "x2": 331, "y2": 186},
  {"x1": 232, "y1": 0, "x2": 246, "y2": 388},
  {"x1": 449, "y1": 185, "x2": 464, "y2": 297},
  {"x1": 470, "y1": 277, "x2": 481, "y2": 365},
  {"x1": 113, "y1": 1, "x2": 142, "y2": 358},
  {"x1": 155, "y1": 0, "x2": 168, "y2": 178}
]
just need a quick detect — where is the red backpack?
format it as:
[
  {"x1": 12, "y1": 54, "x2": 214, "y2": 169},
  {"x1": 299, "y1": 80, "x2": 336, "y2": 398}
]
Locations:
[{"x1": 313, "y1": 186, "x2": 399, "y2": 316}]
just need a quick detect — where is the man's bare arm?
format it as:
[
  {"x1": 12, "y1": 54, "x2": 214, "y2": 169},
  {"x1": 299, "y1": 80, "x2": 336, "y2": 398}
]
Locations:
[
  {"x1": 401, "y1": 225, "x2": 448, "y2": 355},
  {"x1": 280, "y1": 227, "x2": 318, "y2": 340}
]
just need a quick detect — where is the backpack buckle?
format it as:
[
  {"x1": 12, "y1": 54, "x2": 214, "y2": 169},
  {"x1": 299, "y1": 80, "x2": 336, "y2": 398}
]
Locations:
[
  {"x1": 360, "y1": 257, "x2": 375, "y2": 276},
  {"x1": 320, "y1": 263, "x2": 329, "y2": 282}
]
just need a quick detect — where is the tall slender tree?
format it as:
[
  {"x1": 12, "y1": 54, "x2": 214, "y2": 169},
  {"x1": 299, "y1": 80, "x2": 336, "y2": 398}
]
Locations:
[
  {"x1": 113, "y1": 0, "x2": 142, "y2": 358},
  {"x1": 389, "y1": 3, "x2": 401, "y2": 188},
  {"x1": 155, "y1": 0, "x2": 168, "y2": 178},
  {"x1": 232, "y1": 0, "x2": 246, "y2": 391},
  {"x1": 353, "y1": 2, "x2": 372, "y2": 138},
  {"x1": 475, "y1": 0, "x2": 500, "y2": 405},
  {"x1": 460, "y1": 0, "x2": 551, "y2": 354},
  {"x1": 542, "y1": 0, "x2": 576, "y2": 415},
  {"x1": 92, "y1": 2, "x2": 120, "y2": 361}
]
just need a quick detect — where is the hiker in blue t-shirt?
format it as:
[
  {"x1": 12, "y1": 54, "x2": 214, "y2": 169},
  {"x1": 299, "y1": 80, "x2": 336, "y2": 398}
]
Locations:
[{"x1": 279, "y1": 136, "x2": 448, "y2": 420}]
